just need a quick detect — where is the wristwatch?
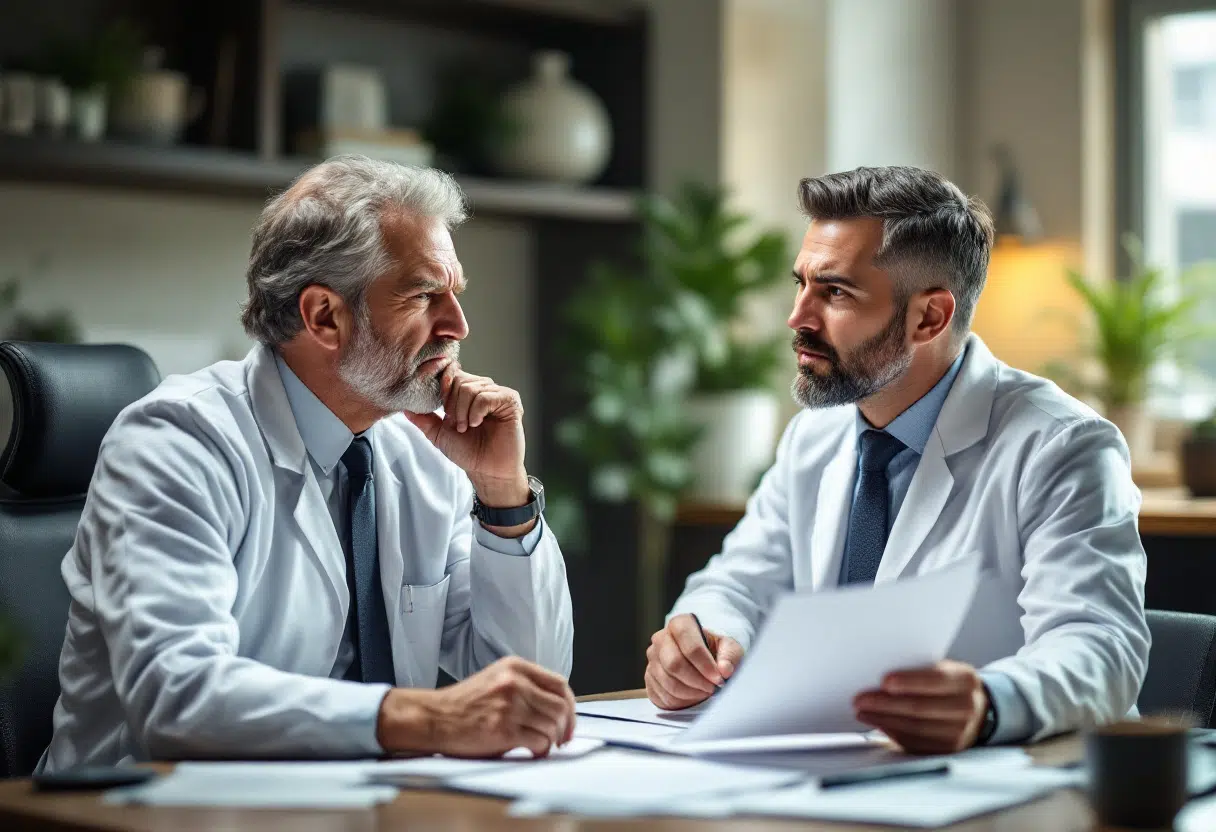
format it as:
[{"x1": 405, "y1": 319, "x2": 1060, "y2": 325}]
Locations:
[
  {"x1": 975, "y1": 682, "x2": 1000, "y2": 745},
  {"x1": 471, "y1": 475, "x2": 545, "y2": 527}
]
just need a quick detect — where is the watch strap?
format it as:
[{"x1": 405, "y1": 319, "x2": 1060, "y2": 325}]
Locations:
[{"x1": 472, "y1": 477, "x2": 544, "y2": 527}]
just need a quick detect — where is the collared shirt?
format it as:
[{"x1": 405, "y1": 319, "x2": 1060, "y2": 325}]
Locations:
[
  {"x1": 835, "y1": 346, "x2": 1037, "y2": 745},
  {"x1": 274, "y1": 356, "x2": 542, "y2": 680}
]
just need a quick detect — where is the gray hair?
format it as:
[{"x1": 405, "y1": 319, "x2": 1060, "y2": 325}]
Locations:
[
  {"x1": 797, "y1": 166, "x2": 995, "y2": 335},
  {"x1": 241, "y1": 155, "x2": 468, "y2": 345}
]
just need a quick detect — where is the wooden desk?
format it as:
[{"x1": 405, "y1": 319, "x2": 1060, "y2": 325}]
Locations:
[
  {"x1": 0, "y1": 692, "x2": 1092, "y2": 832},
  {"x1": 679, "y1": 487, "x2": 1216, "y2": 538}
]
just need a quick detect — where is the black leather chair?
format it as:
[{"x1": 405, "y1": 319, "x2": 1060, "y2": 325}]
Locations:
[
  {"x1": 0, "y1": 341, "x2": 159, "y2": 777},
  {"x1": 1139, "y1": 609, "x2": 1216, "y2": 729}
]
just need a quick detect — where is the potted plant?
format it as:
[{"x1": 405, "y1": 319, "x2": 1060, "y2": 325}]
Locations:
[
  {"x1": 647, "y1": 184, "x2": 791, "y2": 502},
  {"x1": 552, "y1": 183, "x2": 789, "y2": 637},
  {"x1": 1183, "y1": 415, "x2": 1216, "y2": 498},
  {"x1": 1048, "y1": 235, "x2": 1216, "y2": 462},
  {"x1": 42, "y1": 21, "x2": 144, "y2": 141}
]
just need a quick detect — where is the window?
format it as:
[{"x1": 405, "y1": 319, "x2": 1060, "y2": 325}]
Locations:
[{"x1": 1126, "y1": 4, "x2": 1216, "y2": 417}]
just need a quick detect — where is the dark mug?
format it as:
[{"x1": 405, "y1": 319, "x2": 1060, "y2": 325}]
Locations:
[{"x1": 1086, "y1": 717, "x2": 1190, "y2": 829}]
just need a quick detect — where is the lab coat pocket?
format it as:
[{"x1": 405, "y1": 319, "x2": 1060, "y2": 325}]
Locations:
[{"x1": 394, "y1": 574, "x2": 452, "y2": 689}]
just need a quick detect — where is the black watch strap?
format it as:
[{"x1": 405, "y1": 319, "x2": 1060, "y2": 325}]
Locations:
[
  {"x1": 976, "y1": 682, "x2": 999, "y2": 745},
  {"x1": 471, "y1": 475, "x2": 545, "y2": 527}
]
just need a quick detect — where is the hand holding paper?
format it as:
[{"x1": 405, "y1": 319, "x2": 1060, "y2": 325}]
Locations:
[{"x1": 853, "y1": 659, "x2": 990, "y2": 754}]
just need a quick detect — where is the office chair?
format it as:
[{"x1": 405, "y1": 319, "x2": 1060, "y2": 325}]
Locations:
[
  {"x1": 0, "y1": 341, "x2": 159, "y2": 777},
  {"x1": 1139, "y1": 609, "x2": 1216, "y2": 729}
]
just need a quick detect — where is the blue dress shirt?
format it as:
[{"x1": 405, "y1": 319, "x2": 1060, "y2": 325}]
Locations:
[
  {"x1": 837, "y1": 348, "x2": 1037, "y2": 745},
  {"x1": 274, "y1": 356, "x2": 542, "y2": 680}
]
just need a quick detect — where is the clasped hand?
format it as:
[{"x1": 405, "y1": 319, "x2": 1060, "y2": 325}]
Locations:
[{"x1": 644, "y1": 615, "x2": 989, "y2": 753}]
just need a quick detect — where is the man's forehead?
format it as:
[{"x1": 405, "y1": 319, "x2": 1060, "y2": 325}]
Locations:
[{"x1": 798, "y1": 217, "x2": 884, "y2": 270}]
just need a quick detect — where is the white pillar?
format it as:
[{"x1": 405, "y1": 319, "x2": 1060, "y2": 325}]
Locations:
[{"x1": 826, "y1": 0, "x2": 957, "y2": 176}]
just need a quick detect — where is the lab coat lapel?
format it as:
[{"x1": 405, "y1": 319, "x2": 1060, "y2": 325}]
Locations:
[
  {"x1": 368, "y1": 427, "x2": 405, "y2": 629},
  {"x1": 810, "y1": 432, "x2": 860, "y2": 590},
  {"x1": 877, "y1": 431, "x2": 953, "y2": 581},
  {"x1": 246, "y1": 345, "x2": 349, "y2": 613},
  {"x1": 876, "y1": 334, "x2": 999, "y2": 581}
]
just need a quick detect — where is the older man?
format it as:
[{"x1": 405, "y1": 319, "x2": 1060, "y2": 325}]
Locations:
[{"x1": 39, "y1": 157, "x2": 574, "y2": 770}]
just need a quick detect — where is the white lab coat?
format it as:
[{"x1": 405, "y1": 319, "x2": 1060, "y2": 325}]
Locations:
[
  {"x1": 670, "y1": 335, "x2": 1149, "y2": 741},
  {"x1": 39, "y1": 345, "x2": 573, "y2": 770}
]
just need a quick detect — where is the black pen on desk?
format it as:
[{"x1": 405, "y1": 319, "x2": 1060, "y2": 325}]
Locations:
[{"x1": 819, "y1": 759, "x2": 950, "y2": 790}]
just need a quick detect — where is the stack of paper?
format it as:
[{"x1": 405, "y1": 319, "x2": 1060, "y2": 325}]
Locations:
[
  {"x1": 105, "y1": 762, "x2": 396, "y2": 809},
  {"x1": 448, "y1": 748, "x2": 804, "y2": 806}
]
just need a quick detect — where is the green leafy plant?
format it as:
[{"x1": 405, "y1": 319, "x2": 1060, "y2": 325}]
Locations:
[
  {"x1": 643, "y1": 183, "x2": 792, "y2": 392},
  {"x1": 423, "y1": 68, "x2": 519, "y2": 175},
  {"x1": 552, "y1": 183, "x2": 791, "y2": 534},
  {"x1": 0, "y1": 278, "x2": 82, "y2": 344},
  {"x1": 42, "y1": 20, "x2": 144, "y2": 93},
  {"x1": 1046, "y1": 235, "x2": 1216, "y2": 411}
]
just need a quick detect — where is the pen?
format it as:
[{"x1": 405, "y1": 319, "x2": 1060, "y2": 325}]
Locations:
[
  {"x1": 689, "y1": 613, "x2": 723, "y2": 692},
  {"x1": 819, "y1": 759, "x2": 950, "y2": 790}
]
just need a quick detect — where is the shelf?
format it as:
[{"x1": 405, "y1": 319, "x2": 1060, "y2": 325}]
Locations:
[{"x1": 0, "y1": 136, "x2": 638, "y2": 221}]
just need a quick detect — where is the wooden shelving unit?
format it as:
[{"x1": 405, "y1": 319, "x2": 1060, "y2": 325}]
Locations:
[{"x1": 0, "y1": 136, "x2": 637, "y2": 220}]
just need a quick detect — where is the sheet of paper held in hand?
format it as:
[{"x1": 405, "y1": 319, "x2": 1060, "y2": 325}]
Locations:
[{"x1": 670, "y1": 558, "x2": 983, "y2": 747}]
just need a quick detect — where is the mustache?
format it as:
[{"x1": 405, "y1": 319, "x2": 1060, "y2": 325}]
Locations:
[
  {"x1": 412, "y1": 339, "x2": 459, "y2": 370},
  {"x1": 792, "y1": 330, "x2": 839, "y2": 362}
]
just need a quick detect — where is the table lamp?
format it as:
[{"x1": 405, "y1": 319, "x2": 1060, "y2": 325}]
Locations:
[{"x1": 970, "y1": 146, "x2": 1087, "y2": 376}]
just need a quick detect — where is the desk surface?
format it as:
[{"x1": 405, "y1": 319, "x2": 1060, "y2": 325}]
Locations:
[
  {"x1": 0, "y1": 691, "x2": 1091, "y2": 832},
  {"x1": 679, "y1": 487, "x2": 1216, "y2": 538}
]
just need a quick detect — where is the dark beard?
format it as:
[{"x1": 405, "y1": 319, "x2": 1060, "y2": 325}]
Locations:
[{"x1": 790, "y1": 304, "x2": 912, "y2": 409}]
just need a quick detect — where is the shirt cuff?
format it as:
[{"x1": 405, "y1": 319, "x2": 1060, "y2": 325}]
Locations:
[
  {"x1": 979, "y1": 670, "x2": 1038, "y2": 745},
  {"x1": 473, "y1": 515, "x2": 545, "y2": 556},
  {"x1": 351, "y1": 683, "x2": 394, "y2": 754}
]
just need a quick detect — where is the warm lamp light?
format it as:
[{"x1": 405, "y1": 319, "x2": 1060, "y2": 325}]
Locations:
[
  {"x1": 972, "y1": 237, "x2": 1086, "y2": 374},
  {"x1": 971, "y1": 146, "x2": 1086, "y2": 374}
]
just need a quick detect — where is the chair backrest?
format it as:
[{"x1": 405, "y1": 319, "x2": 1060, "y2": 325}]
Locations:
[
  {"x1": 0, "y1": 341, "x2": 159, "y2": 777},
  {"x1": 1139, "y1": 609, "x2": 1216, "y2": 728}
]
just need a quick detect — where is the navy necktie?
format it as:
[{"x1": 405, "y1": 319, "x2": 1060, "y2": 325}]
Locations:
[
  {"x1": 843, "y1": 429, "x2": 906, "y2": 585},
  {"x1": 341, "y1": 437, "x2": 396, "y2": 685}
]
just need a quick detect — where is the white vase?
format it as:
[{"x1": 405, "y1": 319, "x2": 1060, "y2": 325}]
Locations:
[
  {"x1": 686, "y1": 391, "x2": 780, "y2": 503},
  {"x1": 71, "y1": 87, "x2": 108, "y2": 142},
  {"x1": 1107, "y1": 403, "x2": 1154, "y2": 463},
  {"x1": 494, "y1": 50, "x2": 612, "y2": 184}
]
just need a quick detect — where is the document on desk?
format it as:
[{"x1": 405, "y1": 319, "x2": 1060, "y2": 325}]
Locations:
[
  {"x1": 676, "y1": 558, "x2": 982, "y2": 746},
  {"x1": 448, "y1": 747, "x2": 804, "y2": 805},
  {"x1": 575, "y1": 697, "x2": 708, "y2": 727}
]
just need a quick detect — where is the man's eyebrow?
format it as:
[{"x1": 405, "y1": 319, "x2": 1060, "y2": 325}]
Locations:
[
  {"x1": 403, "y1": 273, "x2": 467, "y2": 293},
  {"x1": 794, "y1": 268, "x2": 862, "y2": 290}
]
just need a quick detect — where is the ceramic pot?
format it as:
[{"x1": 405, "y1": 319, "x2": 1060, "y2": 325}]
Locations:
[
  {"x1": 1, "y1": 72, "x2": 38, "y2": 135},
  {"x1": 111, "y1": 67, "x2": 204, "y2": 145},
  {"x1": 494, "y1": 50, "x2": 611, "y2": 184},
  {"x1": 685, "y1": 391, "x2": 780, "y2": 502},
  {"x1": 36, "y1": 78, "x2": 71, "y2": 137},
  {"x1": 1107, "y1": 403, "x2": 1154, "y2": 463},
  {"x1": 71, "y1": 87, "x2": 107, "y2": 142},
  {"x1": 1181, "y1": 434, "x2": 1216, "y2": 498}
]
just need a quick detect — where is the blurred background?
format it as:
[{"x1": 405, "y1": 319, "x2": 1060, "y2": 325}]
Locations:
[{"x1": 0, "y1": 0, "x2": 1214, "y2": 693}]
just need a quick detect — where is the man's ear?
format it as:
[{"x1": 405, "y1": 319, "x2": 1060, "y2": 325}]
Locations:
[
  {"x1": 297, "y1": 285, "x2": 352, "y2": 353},
  {"x1": 908, "y1": 288, "x2": 956, "y2": 345}
]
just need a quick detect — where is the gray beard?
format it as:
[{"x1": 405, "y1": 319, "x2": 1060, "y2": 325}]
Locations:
[
  {"x1": 790, "y1": 309, "x2": 912, "y2": 409},
  {"x1": 338, "y1": 312, "x2": 458, "y2": 414}
]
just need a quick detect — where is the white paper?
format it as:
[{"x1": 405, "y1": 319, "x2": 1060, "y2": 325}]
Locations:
[
  {"x1": 105, "y1": 769, "x2": 397, "y2": 809},
  {"x1": 1180, "y1": 793, "x2": 1216, "y2": 832},
  {"x1": 678, "y1": 559, "x2": 982, "y2": 744},
  {"x1": 575, "y1": 697, "x2": 705, "y2": 727},
  {"x1": 447, "y1": 747, "x2": 804, "y2": 803},
  {"x1": 572, "y1": 714, "x2": 685, "y2": 749},
  {"x1": 367, "y1": 737, "x2": 606, "y2": 783},
  {"x1": 723, "y1": 768, "x2": 1070, "y2": 827}
]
